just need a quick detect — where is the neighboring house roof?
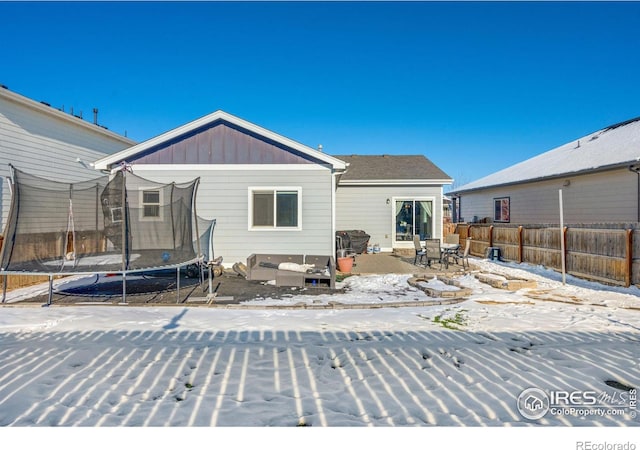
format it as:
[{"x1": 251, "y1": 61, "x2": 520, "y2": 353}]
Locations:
[
  {"x1": 0, "y1": 85, "x2": 135, "y2": 146},
  {"x1": 93, "y1": 110, "x2": 347, "y2": 171},
  {"x1": 334, "y1": 154, "x2": 452, "y2": 185},
  {"x1": 451, "y1": 117, "x2": 640, "y2": 194}
]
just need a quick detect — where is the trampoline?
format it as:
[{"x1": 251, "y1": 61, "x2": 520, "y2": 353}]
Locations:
[{"x1": 0, "y1": 164, "x2": 216, "y2": 304}]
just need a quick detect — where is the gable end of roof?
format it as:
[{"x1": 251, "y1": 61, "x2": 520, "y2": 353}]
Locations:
[{"x1": 94, "y1": 110, "x2": 347, "y2": 171}]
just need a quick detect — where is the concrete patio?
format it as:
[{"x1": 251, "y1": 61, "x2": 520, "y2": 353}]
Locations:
[{"x1": 348, "y1": 252, "x2": 468, "y2": 276}]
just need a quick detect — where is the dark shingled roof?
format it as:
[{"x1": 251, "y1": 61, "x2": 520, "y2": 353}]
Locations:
[{"x1": 333, "y1": 154, "x2": 451, "y2": 182}]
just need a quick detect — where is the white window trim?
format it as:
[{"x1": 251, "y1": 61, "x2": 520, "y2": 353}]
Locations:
[
  {"x1": 139, "y1": 187, "x2": 164, "y2": 222},
  {"x1": 248, "y1": 186, "x2": 302, "y2": 231},
  {"x1": 391, "y1": 196, "x2": 437, "y2": 246}
]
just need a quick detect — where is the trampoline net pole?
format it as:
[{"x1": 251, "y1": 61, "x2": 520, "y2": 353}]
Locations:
[
  {"x1": 176, "y1": 266, "x2": 180, "y2": 304},
  {"x1": 209, "y1": 265, "x2": 213, "y2": 296},
  {"x1": 47, "y1": 275, "x2": 53, "y2": 306},
  {"x1": 122, "y1": 272, "x2": 127, "y2": 305}
]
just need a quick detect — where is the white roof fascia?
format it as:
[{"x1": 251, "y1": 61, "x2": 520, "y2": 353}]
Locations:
[
  {"x1": 0, "y1": 87, "x2": 135, "y2": 146},
  {"x1": 93, "y1": 110, "x2": 347, "y2": 171},
  {"x1": 339, "y1": 179, "x2": 453, "y2": 186},
  {"x1": 124, "y1": 164, "x2": 336, "y2": 172}
]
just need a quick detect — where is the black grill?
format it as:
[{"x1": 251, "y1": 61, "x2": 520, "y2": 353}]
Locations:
[{"x1": 336, "y1": 230, "x2": 370, "y2": 254}]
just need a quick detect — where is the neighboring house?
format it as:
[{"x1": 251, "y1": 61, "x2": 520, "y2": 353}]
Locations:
[
  {"x1": 94, "y1": 111, "x2": 452, "y2": 264},
  {"x1": 0, "y1": 86, "x2": 135, "y2": 231},
  {"x1": 450, "y1": 117, "x2": 640, "y2": 224},
  {"x1": 334, "y1": 155, "x2": 452, "y2": 253},
  {"x1": 443, "y1": 195, "x2": 452, "y2": 223}
]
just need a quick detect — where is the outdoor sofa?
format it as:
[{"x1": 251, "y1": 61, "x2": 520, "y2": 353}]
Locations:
[{"x1": 246, "y1": 253, "x2": 336, "y2": 289}]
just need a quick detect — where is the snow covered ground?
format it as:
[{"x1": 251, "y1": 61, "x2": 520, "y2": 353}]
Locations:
[{"x1": 0, "y1": 259, "x2": 638, "y2": 448}]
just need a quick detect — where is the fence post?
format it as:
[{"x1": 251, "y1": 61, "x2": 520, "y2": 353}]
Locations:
[
  {"x1": 626, "y1": 229, "x2": 633, "y2": 287},
  {"x1": 489, "y1": 225, "x2": 494, "y2": 248},
  {"x1": 562, "y1": 226, "x2": 568, "y2": 283},
  {"x1": 518, "y1": 226, "x2": 523, "y2": 263}
]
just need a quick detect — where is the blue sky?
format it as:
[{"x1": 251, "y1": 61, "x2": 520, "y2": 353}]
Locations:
[{"x1": 1, "y1": 1, "x2": 639, "y2": 189}]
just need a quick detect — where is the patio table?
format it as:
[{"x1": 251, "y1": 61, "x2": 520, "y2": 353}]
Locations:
[{"x1": 440, "y1": 243, "x2": 460, "y2": 269}]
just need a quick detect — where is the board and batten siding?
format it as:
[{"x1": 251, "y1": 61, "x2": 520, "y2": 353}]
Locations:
[
  {"x1": 335, "y1": 185, "x2": 444, "y2": 251},
  {"x1": 131, "y1": 166, "x2": 334, "y2": 265},
  {"x1": 0, "y1": 93, "x2": 133, "y2": 231},
  {"x1": 459, "y1": 168, "x2": 638, "y2": 224}
]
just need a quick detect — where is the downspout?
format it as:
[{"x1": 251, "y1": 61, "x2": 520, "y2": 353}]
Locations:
[
  {"x1": 439, "y1": 185, "x2": 444, "y2": 242},
  {"x1": 629, "y1": 165, "x2": 640, "y2": 222},
  {"x1": 332, "y1": 170, "x2": 339, "y2": 257},
  {"x1": 332, "y1": 164, "x2": 348, "y2": 257}
]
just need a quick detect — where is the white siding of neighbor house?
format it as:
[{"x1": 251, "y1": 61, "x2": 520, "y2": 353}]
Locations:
[
  {"x1": 335, "y1": 185, "x2": 444, "y2": 252},
  {"x1": 458, "y1": 168, "x2": 638, "y2": 224},
  {"x1": 0, "y1": 94, "x2": 133, "y2": 231},
  {"x1": 130, "y1": 166, "x2": 334, "y2": 265}
]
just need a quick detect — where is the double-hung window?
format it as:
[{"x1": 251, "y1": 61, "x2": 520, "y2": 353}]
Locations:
[{"x1": 249, "y1": 187, "x2": 301, "y2": 230}]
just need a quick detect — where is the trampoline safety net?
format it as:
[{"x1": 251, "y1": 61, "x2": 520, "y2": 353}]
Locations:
[{"x1": 0, "y1": 166, "x2": 205, "y2": 274}]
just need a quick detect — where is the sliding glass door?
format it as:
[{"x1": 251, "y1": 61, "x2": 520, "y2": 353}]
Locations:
[{"x1": 394, "y1": 199, "x2": 433, "y2": 242}]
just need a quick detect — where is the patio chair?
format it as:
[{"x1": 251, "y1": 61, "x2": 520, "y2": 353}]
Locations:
[
  {"x1": 455, "y1": 238, "x2": 472, "y2": 270},
  {"x1": 413, "y1": 235, "x2": 426, "y2": 265},
  {"x1": 424, "y1": 238, "x2": 443, "y2": 269},
  {"x1": 336, "y1": 235, "x2": 356, "y2": 259}
]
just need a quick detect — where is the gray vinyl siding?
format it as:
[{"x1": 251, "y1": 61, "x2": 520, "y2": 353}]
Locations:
[
  {"x1": 458, "y1": 168, "x2": 637, "y2": 224},
  {"x1": 0, "y1": 95, "x2": 132, "y2": 231},
  {"x1": 335, "y1": 185, "x2": 444, "y2": 251},
  {"x1": 131, "y1": 167, "x2": 334, "y2": 265}
]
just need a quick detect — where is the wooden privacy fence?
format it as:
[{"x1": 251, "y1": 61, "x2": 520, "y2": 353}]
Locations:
[
  {"x1": 456, "y1": 223, "x2": 640, "y2": 287},
  {"x1": 443, "y1": 222, "x2": 457, "y2": 237},
  {"x1": 0, "y1": 234, "x2": 84, "y2": 292},
  {"x1": 0, "y1": 236, "x2": 52, "y2": 291}
]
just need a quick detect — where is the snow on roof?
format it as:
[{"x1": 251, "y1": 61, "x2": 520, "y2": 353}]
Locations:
[{"x1": 452, "y1": 117, "x2": 640, "y2": 194}]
